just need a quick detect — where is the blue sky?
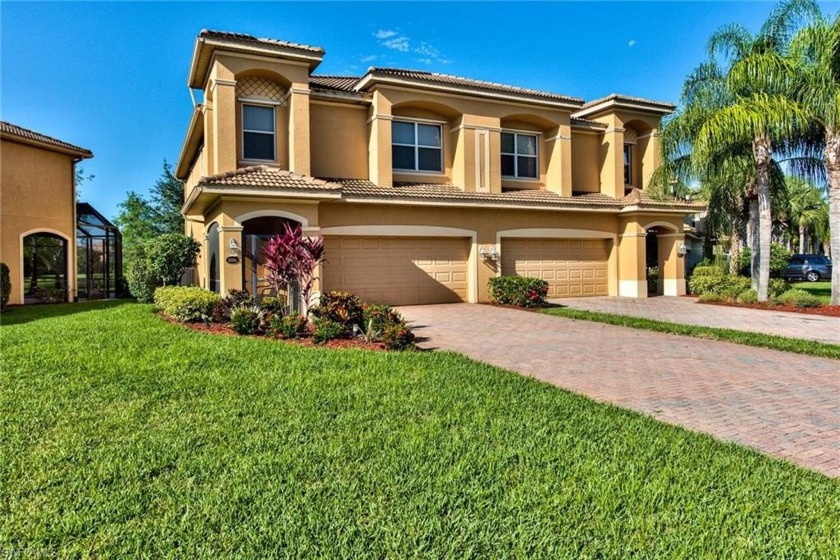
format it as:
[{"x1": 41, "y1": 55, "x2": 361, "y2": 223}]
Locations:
[{"x1": 2, "y1": 1, "x2": 838, "y2": 219}]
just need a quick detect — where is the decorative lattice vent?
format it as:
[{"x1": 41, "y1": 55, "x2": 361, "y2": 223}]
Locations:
[
  {"x1": 236, "y1": 76, "x2": 286, "y2": 104},
  {"x1": 624, "y1": 127, "x2": 638, "y2": 145}
]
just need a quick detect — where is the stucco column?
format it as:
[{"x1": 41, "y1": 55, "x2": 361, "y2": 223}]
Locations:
[
  {"x1": 288, "y1": 86, "x2": 311, "y2": 176},
  {"x1": 618, "y1": 231, "x2": 648, "y2": 298},
  {"x1": 218, "y1": 225, "x2": 243, "y2": 295},
  {"x1": 211, "y1": 79, "x2": 237, "y2": 174},
  {"x1": 601, "y1": 125, "x2": 625, "y2": 199},
  {"x1": 545, "y1": 124, "x2": 572, "y2": 197},
  {"x1": 658, "y1": 233, "x2": 686, "y2": 296},
  {"x1": 639, "y1": 129, "x2": 660, "y2": 189},
  {"x1": 368, "y1": 91, "x2": 392, "y2": 187}
]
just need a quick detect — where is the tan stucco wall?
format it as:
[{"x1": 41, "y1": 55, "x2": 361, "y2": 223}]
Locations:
[
  {"x1": 310, "y1": 101, "x2": 368, "y2": 179},
  {"x1": 0, "y1": 140, "x2": 77, "y2": 305},
  {"x1": 571, "y1": 131, "x2": 601, "y2": 193}
]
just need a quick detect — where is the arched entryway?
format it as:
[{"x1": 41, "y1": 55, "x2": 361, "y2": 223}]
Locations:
[
  {"x1": 207, "y1": 223, "x2": 220, "y2": 294},
  {"x1": 22, "y1": 232, "x2": 68, "y2": 304},
  {"x1": 646, "y1": 228, "x2": 664, "y2": 296},
  {"x1": 644, "y1": 222, "x2": 685, "y2": 297},
  {"x1": 240, "y1": 215, "x2": 302, "y2": 299}
]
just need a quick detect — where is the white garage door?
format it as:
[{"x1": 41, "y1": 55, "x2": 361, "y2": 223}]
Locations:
[
  {"x1": 323, "y1": 236, "x2": 469, "y2": 305},
  {"x1": 501, "y1": 238, "x2": 609, "y2": 297}
]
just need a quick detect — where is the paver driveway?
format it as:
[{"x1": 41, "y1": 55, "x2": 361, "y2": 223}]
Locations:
[{"x1": 399, "y1": 304, "x2": 840, "y2": 478}]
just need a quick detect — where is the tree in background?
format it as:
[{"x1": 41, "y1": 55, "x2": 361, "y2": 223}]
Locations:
[
  {"x1": 114, "y1": 192, "x2": 159, "y2": 256},
  {"x1": 149, "y1": 160, "x2": 185, "y2": 236},
  {"x1": 785, "y1": 177, "x2": 827, "y2": 252},
  {"x1": 75, "y1": 166, "x2": 94, "y2": 201}
]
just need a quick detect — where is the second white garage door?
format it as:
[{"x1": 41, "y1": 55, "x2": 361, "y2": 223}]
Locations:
[
  {"x1": 323, "y1": 236, "x2": 469, "y2": 305},
  {"x1": 501, "y1": 238, "x2": 609, "y2": 297}
]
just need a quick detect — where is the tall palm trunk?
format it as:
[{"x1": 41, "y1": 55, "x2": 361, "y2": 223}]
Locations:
[
  {"x1": 798, "y1": 225, "x2": 806, "y2": 253},
  {"x1": 826, "y1": 130, "x2": 840, "y2": 305},
  {"x1": 753, "y1": 136, "x2": 772, "y2": 302},
  {"x1": 730, "y1": 216, "x2": 742, "y2": 275}
]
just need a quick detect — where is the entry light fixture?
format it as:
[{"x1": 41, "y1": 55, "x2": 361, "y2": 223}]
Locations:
[
  {"x1": 677, "y1": 243, "x2": 688, "y2": 257},
  {"x1": 479, "y1": 245, "x2": 499, "y2": 261},
  {"x1": 229, "y1": 238, "x2": 240, "y2": 257}
]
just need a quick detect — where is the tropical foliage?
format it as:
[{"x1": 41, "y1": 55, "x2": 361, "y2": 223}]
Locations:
[{"x1": 262, "y1": 223, "x2": 326, "y2": 317}]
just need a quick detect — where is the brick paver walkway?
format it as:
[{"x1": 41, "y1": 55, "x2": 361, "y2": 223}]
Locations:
[
  {"x1": 399, "y1": 304, "x2": 840, "y2": 477},
  {"x1": 553, "y1": 296, "x2": 840, "y2": 345}
]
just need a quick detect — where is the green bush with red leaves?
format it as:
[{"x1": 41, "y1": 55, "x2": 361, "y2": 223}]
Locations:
[{"x1": 488, "y1": 276, "x2": 549, "y2": 308}]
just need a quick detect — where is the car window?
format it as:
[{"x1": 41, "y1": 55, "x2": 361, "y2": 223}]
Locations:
[{"x1": 790, "y1": 257, "x2": 803, "y2": 265}]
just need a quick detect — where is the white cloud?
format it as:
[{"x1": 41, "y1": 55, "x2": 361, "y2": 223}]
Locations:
[
  {"x1": 374, "y1": 29, "x2": 398, "y2": 40},
  {"x1": 360, "y1": 54, "x2": 377, "y2": 63},
  {"x1": 383, "y1": 36, "x2": 410, "y2": 52},
  {"x1": 628, "y1": 39, "x2": 636, "y2": 47},
  {"x1": 414, "y1": 42, "x2": 439, "y2": 58},
  {"x1": 417, "y1": 58, "x2": 433, "y2": 65}
]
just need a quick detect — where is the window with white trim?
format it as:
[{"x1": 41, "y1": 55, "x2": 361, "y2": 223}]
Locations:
[
  {"x1": 392, "y1": 120, "x2": 443, "y2": 173},
  {"x1": 242, "y1": 104, "x2": 275, "y2": 161},
  {"x1": 623, "y1": 144, "x2": 632, "y2": 186},
  {"x1": 501, "y1": 132, "x2": 538, "y2": 179}
]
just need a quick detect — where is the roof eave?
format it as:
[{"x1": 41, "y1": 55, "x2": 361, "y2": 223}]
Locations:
[
  {"x1": 573, "y1": 98, "x2": 676, "y2": 119},
  {"x1": 175, "y1": 105, "x2": 204, "y2": 181},
  {"x1": 0, "y1": 132, "x2": 93, "y2": 159},
  {"x1": 356, "y1": 74, "x2": 584, "y2": 110}
]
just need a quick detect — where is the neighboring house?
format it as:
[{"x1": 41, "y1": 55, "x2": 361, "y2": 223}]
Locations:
[
  {"x1": 0, "y1": 121, "x2": 122, "y2": 305},
  {"x1": 176, "y1": 30, "x2": 703, "y2": 305}
]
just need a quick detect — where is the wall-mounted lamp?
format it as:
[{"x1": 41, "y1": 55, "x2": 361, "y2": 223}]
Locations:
[
  {"x1": 228, "y1": 238, "x2": 240, "y2": 257},
  {"x1": 479, "y1": 245, "x2": 499, "y2": 261},
  {"x1": 677, "y1": 242, "x2": 688, "y2": 257}
]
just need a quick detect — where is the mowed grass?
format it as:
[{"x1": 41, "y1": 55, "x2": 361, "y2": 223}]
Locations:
[
  {"x1": 792, "y1": 281, "x2": 832, "y2": 304},
  {"x1": 1, "y1": 302, "x2": 839, "y2": 558}
]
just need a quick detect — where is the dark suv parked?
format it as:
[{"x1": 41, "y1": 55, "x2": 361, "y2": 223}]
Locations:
[{"x1": 784, "y1": 254, "x2": 833, "y2": 282}]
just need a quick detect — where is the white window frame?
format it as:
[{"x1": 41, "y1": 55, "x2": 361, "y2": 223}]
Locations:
[
  {"x1": 392, "y1": 119, "x2": 444, "y2": 174},
  {"x1": 501, "y1": 131, "x2": 539, "y2": 180},
  {"x1": 241, "y1": 103, "x2": 276, "y2": 162},
  {"x1": 623, "y1": 144, "x2": 632, "y2": 186}
]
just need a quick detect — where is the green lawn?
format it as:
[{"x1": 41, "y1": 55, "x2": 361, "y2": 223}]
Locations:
[
  {"x1": 2, "y1": 302, "x2": 839, "y2": 558},
  {"x1": 792, "y1": 281, "x2": 832, "y2": 304}
]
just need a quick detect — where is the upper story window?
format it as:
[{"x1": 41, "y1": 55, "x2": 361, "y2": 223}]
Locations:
[
  {"x1": 242, "y1": 104, "x2": 275, "y2": 161},
  {"x1": 392, "y1": 120, "x2": 443, "y2": 173},
  {"x1": 623, "y1": 144, "x2": 632, "y2": 186},
  {"x1": 501, "y1": 132, "x2": 538, "y2": 179}
]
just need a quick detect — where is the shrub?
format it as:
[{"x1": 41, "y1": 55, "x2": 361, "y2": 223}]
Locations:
[
  {"x1": 688, "y1": 267, "x2": 750, "y2": 298},
  {"x1": 260, "y1": 295, "x2": 286, "y2": 316},
  {"x1": 311, "y1": 317, "x2": 343, "y2": 344},
  {"x1": 35, "y1": 286, "x2": 65, "y2": 304},
  {"x1": 0, "y1": 262, "x2": 10, "y2": 309},
  {"x1": 363, "y1": 303, "x2": 399, "y2": 334},
  {"x1": 717, "y1": 277, "x2": 752, "y2": 301},
  {"x1": 146, "y1": 234, "x2": 201, "y2": 286},
  {"x1": 154, "y1": 286, "x2": 221, "y2": 323},
  {"x1": 488, "y1": 276, "x2": 549, "y2": 308},
  {"x1": 737, "y1": 244, "x2": 792, "y2": 278},
  {"x1": 210, "y1": 300, "x2": 230, "y2": 323},
  {"x1": 125, "y1": 246, "x2": 157, "y2": 303},
  {"x1": 737, "y1": 289, "x2": 758, "y2": 304},
  {"x1": 224, "y1": 289, "x2": 254, "y2": 308},
  {"x1": 697, "y1": 292, "x2": 723, "y2": 303},
  {"x1": 311, "y1": 291, "x2": 365, "y2": 334},
  {"x1": 268, "y1": 313, "x2": 308, "y2": 339},
  {"x1": 775, "y1": 289, "x2": 822, "y2": 308},
  {"x1": 382, "y1": 320, "x2": 416, "y2": 351},
  {"x1": 230, "y1": 304, "x2": 266, "y2": 335},
  {"x1": 768, "y1": 278, "x2": 790, "y2": 298}
]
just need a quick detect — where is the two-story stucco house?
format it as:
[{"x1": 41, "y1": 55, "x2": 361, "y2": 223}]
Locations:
[{"x1": 176, "y1": 30, "x2": 702, "y2": 306}]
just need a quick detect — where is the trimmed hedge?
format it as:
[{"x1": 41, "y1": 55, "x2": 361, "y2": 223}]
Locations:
[
  {"x1": 488, "y1": 276, "x2": 549, "y2": 308},
  {"x1": 775, "y1": 289, "x2": 822, "y2": 308},
  {"x1": 1, "y1": 263, "x2": 11, "y2": 309},
  {"x1": 154, "y1": 286, "x2": 222, "y2": 323}
]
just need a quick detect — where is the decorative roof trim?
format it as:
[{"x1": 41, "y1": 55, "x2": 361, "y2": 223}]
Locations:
[
  {"x1": 0, "y1": 121, "x2": 93, "y2": 158},
  {"x1": 574, "y1": 94, "x2": 676, "y2": 119}
]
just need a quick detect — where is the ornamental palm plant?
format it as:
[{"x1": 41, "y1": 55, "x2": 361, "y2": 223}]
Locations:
[
  {"x1": 693, "y1": 0, "x2": 818, "y2": 301},
  {"x1": 262, "y1": 223, "x2": 326, "y2": 317},
  {"x1": 788, "y1": 11, "x2": 840, "y2": 302},
  {"x1": 786, "y1": 176, "x2": 826, "y2": 252}
]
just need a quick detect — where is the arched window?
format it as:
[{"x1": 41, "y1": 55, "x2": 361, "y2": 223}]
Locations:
[
  {"x1": 22, "y1": 233, "x2": 68, "y2": 304},
  {"x1": 207, "y1": 223, "x2": 220, "y2": 293}
]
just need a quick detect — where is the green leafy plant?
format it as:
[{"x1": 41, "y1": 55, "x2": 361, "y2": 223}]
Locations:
[
  {"x1": 260, "y1": 295, "x2": 286, "y2": 316},
  {"x1": 124, "y1": 245, "x2": 157, "y2": 303},
  {"x1": 268, "y1": 313, "x2": 308, "y2": 340},
  {"x1": 382, "y1": 320, "x2": 416, "y2": 351},
  {"x1": 362, "y1": 303, "x2": 398, "y2": 334},
  {"x1": 688, "y1": 267, "x2": 750, "y2": 298},
  {"x1": 357, "y1": 319, "x2": 382, "y2": 344},
  {"x1": 737, "y1": 289, "x2": 758, "y2": 304},
  {"x1": 35, "y1": 286, "x2": 64, "y2": 304},
  {"x1": 154, "y1": 286, "x2": 221, "y2": 323},
  {"x1": 311, "y1": 317, "x2": 343, "y2": 344},
  {"x1": 697, "y1": 293, "x2": 724, "y2": 303},
  {"x1": 230, "y1": 304, "x2": 266, "y2": 335},
  {"x1": 0, "y1": 262, "x2": 10, "y2": 309},
  {"x1": 262, "y1": 224, "x2": 326, "y2": 317},
  {"x1": 488, "y1": 276, "x2": 549, "y2": 308},
  {"x1": 768, "y1": 278, "x2": 790, "y2": 298},
  {"x1": 311, "y1": 291, "x2": 364, "y2": 335},
  {"x1": 146, "y1": 234, "x2": 201, "y2": 286},
  {"x1": 775, "y1": 289, "x2": 822, "y2": 308},
  {"x1": 737, "y1": 244, "x2": 792, "y2": 278}
]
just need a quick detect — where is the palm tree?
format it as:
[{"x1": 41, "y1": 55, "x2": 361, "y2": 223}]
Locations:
[
  {"x1": 693, "y1": 0, "x2": 817, "y2": 301},
  {"x1": 785, "y1": 176, "x2": 825, "y2": 252},
  {"x1": 788, "y1": 11, "x2": 840, "y2": 302}
]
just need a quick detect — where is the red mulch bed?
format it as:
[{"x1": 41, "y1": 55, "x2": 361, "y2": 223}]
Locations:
[
  {"x1": 158, "y1": 313, "x2": 388, "y2": 351},
  {"x1": 697, "y1": 300, "x2": 840, "y2": 317}
]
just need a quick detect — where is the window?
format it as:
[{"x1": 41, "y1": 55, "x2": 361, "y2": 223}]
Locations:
[
  {"x1": 392, "y1": 120, "x2": 443, "y2": 172},
  {"x1": 242, "y1": 104, "x2": 275, "y2": 161},
  {"x1": 501, "y1": 132, "x2": 538, "y2": 179},
  {"x1": 623, "y1": 144, "x2": 632, "y2": 186}
]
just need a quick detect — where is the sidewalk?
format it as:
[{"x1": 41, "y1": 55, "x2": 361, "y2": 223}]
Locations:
[{"x1": 551, "y1": 297, "x2": 840, "y2": 345}]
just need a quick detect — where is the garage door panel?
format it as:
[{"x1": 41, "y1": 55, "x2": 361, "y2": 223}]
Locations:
[
  {"x1": 324, "y1": 236, "x2": 469, "y2": 306},
  {"x1": 502, "y1": 238, "x2": 609, "y2": 298}
]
